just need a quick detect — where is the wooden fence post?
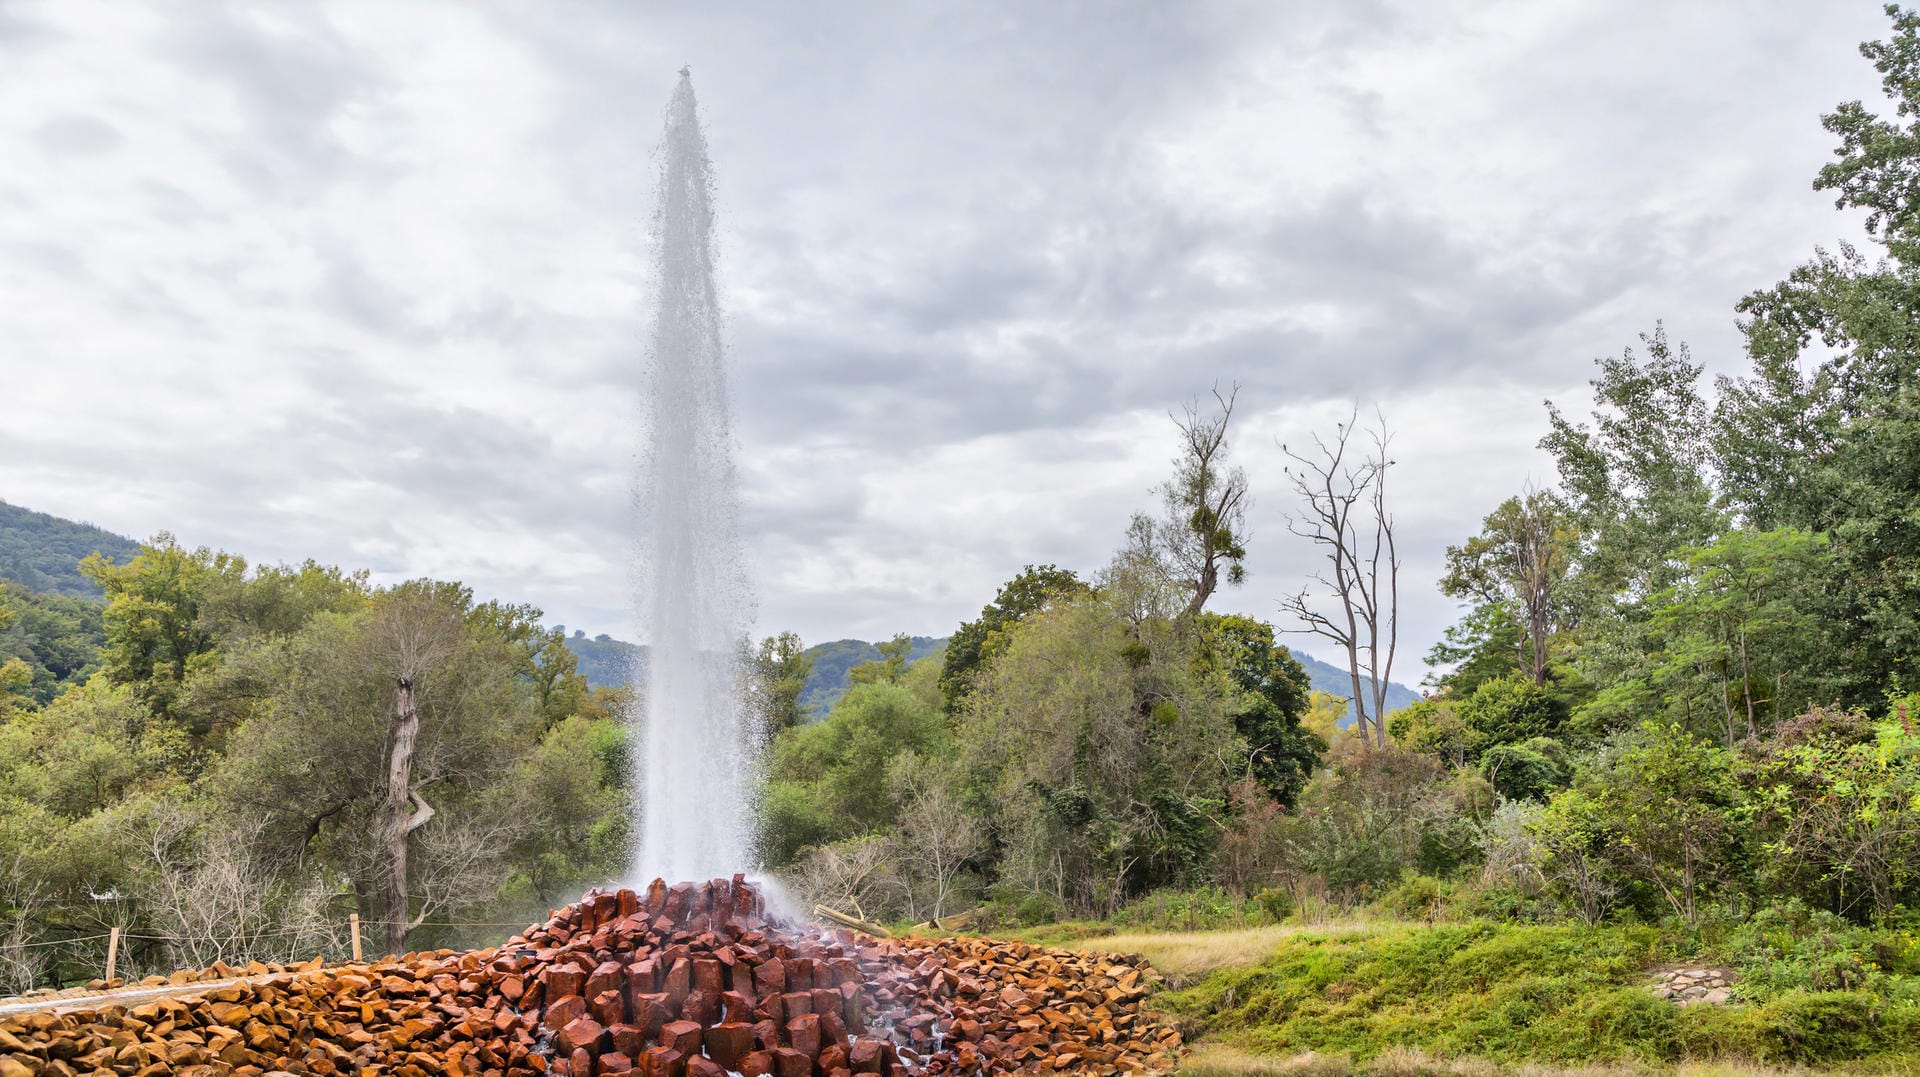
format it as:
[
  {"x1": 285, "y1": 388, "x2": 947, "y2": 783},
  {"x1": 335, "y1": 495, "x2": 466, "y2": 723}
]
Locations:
[
  {"x1": 349, "y1": 913, "x2": 363, "y2": 962},
  {"x1": 104, "y1": 927, "x2": 120, "y2": 985}
]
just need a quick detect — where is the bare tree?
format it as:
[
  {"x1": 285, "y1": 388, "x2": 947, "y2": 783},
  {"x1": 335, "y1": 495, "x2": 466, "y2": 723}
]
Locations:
[
  {"x1": 788, "y1": 837, "x2": 901, "y2": 922},
  {"x1": 891, "y1": 767, "x2": 984, "y2": 920},
  {"x1": 126, "y1": 806, "x2": 338, "y2": 972},
  {"x1": 364, "y1": 586, "x2": 464, "y2": 955},
  {"x1": 0, "y1": 857, "x2": 51, "y2": 995},
  {"x1": 1279, "y1": 408, "x2": 1400, "y2": 747},
  {"x1": 1142, "y1": 385, "x2": 1251, "y2": 618}
]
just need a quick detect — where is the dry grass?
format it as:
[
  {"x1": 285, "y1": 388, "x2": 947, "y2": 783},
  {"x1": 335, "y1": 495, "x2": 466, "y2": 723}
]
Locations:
[
  {"x1": 1066, "y1": 922, "x2": 1373, "y2": 981},
  {"x1": 1174, "y1": 1042, "x2": 1909, "y2": 1077}
]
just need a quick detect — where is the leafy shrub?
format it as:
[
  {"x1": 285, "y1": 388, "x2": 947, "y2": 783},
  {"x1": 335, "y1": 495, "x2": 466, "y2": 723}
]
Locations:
[
  {"x1": 1375, "y1": 875, "x2": 1443, "y2": 921},
  {"x1": 1727, "y1": 901, "x2": 1920, "y2": 1002},
  {"x1": 1744, "y1": 990, "x2": 1910, "y2": 1063},
  {"x1": 1478, "y1": 737, "x2": 1570, "y2": 801},
  {"x1": 1254, "y1": 887, "x2": 1293, "y2": 923},
  {"x1": 1113, "y1": 886, "x2": 1269, "y2": 931},
  {"x1": 1460, "y1": 675, "x2": 1566, "y2": 752}
]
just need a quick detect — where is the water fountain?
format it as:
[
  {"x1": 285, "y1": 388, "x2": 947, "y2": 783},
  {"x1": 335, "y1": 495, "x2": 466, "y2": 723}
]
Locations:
[
  {"x1": 632, "y1": 69, "x2": 758, "y2": 884},
  {"x1": 0, "y1": 70, "x2": 1186, "y2": 1077}
]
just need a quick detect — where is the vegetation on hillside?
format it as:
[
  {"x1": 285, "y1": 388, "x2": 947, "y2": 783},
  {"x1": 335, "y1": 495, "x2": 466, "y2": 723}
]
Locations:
[
  {"x1": 0, "y1": 537, "x2": 630, "y2": 991},
  {"x1": 0, "y1": 500, "x2": 139, "y2": 599}
]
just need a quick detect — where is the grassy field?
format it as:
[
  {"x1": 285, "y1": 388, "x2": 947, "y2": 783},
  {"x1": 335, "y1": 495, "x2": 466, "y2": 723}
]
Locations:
[{"x1": 1011, "y1": 919, "x2": 1920, "y2": 1077}]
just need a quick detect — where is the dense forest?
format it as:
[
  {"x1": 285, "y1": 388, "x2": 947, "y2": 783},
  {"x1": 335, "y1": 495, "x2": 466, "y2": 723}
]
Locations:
[
  {"x1": 747, "y1": 9, "x2": 1920, "y2": 938},
  {"x1": 1, "y1": 11, "x2": 1918, "y2": 1044}
]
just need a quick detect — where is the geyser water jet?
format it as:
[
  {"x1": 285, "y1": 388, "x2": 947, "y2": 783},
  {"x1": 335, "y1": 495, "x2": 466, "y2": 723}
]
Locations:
[{"x1": 631, "y1": 69, "x2": 756, "y2": 883}]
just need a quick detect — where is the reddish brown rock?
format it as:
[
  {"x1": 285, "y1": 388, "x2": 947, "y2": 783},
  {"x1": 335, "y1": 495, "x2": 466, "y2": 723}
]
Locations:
[
  {"x1": 720, "y1": 989, "x2": 756, "y2": 1022},
  {"x1": 752, "y1": 958, "x2": 785, "y2": 997},
  {"x1": 559, "y1": 1015, "x2": 607, "y2": 1056},
  {"x1": 773, "y1": 1046, "x2": 812, "y2": 1077},
  {"x1": 548, "y1": 963, "x2": 588, "y2": 1001},
  {"x1": 592, "y1": 988, "x2": 627, "y2": 1028},
  {"x1": 847, "y1": 1040, "x2": 884, "y2": 1074},
  {"x1": 658, "y1": 1019, "x2": 702, "y2": 1058},
  {"x1": 785, "y1": 1013, "x2": 822, "y2": 1060},
  {"x1": 681, "y1": 988, "x2": 719, "y2": 1026},
  {"x1": 545, "y1": 994, "x2": 589, "y2": 1032},
  {"x1": 631, "y1": 992, "x2": 672, "y2": 1037},
  {"x1": 704, "y1": 1022, "x2": 755, "y2": 1070},
  {"x1": 639, "y1": 1046, "x2": 684, "y2": 1077},
  {"x1": 663, "y1": 959, "x2": 692, "y2": 1007}
]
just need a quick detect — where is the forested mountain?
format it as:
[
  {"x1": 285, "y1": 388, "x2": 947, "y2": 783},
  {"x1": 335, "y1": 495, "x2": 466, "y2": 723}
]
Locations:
[
  {"x1": 559, "y1": 628, "x2": 1414, "y2": 725},
  {"x1": 795, "y1": 636, "x2": 945, "y2": 716},
  {"x1": 556, "y1": 629, "x2": 644, "y2": 689},
  {"x1": 0, "y1": 500, "x2": 139, "y2": 597},
  {"x1": 557, "y1": 632, "x2": 952, "y2": 722},
  {"x1": 1289, "y1": 647, "x2": 1421, "y2": 722}
]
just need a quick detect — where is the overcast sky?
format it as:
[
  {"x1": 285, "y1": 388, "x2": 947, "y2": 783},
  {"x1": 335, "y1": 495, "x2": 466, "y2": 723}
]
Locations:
[{"x1": 0, "y1": 2, "x2": 1890, "y2": 678}]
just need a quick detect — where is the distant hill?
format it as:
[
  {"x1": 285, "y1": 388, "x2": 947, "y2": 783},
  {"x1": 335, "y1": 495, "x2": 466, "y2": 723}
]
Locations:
[
  {"x1": 795, "y1": 637, "x2": 945, "y2": 718},
  {"x1": 559, "y1": 633, "x2": 946, "y2": 720},
  {"x1": 0, "y1": 500, "x2": 141, "y2": 598},
  {"x1": 555, "y1": 629, "x2": 645, "y2": 689},
  {"x1": 1289, "y1": 647, "x2": 1423, "y2": 726},
  {"x1": 0, "y1": 502, "x2": 1424, "y2": 724},
  {"x1": 562, "y1": 627, "x2": 1417, "y2": 728}
]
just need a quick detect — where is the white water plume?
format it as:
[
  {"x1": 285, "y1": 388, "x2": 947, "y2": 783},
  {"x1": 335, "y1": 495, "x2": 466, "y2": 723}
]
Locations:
[{"x1": 630, "y1": 69, "x2": 757, "y2": 884}]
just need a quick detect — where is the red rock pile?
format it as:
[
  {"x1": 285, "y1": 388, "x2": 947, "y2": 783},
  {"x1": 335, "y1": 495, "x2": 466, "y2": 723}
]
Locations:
[{"x1": 0, "y1": 877, "x2": 1180, "y2": 1077}]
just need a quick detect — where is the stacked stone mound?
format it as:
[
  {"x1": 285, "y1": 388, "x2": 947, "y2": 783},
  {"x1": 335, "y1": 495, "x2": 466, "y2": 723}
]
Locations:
[
  {"x1": 0, "y1": 876, "x2": 1180, "y2": 1077},
  {"x1": 855, "y1": 936, "x2": 1180, "y2": 1075},
  {"x1": 1651, "y1": 966, "x2": 1737, "y2": 1005}
]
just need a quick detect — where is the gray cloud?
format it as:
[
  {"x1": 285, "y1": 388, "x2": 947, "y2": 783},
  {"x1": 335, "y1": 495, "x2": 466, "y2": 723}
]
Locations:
[
  {"x1": 33, "y1": 114, "x2": 120, "y2": 155},
  {"x1": 0, "y1": 0, "x2": 1896, "y2": 665}
]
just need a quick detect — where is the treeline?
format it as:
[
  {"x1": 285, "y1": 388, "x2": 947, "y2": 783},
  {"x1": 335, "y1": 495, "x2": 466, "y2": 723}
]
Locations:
[
  {"x1": 758, "y1": 9, "x2": 1920, "y2": 931},
  {"x1": 0, "y1": 542, "x2": 630, "y2": 991}
]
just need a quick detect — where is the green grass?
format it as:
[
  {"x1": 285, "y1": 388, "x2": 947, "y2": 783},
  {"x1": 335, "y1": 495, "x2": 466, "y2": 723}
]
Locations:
[{"x1": 1155, "y1": 922, "x2": 1920, "y2": 1072}]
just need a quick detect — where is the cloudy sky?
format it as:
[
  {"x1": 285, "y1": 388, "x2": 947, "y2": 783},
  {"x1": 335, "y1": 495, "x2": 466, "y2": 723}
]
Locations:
[{"x1": 0, "y1": 1, "x2": 1890, "y2": 678}]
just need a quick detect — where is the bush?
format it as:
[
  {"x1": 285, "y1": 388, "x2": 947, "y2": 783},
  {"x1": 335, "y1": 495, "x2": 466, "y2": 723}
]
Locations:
[
  {"x1": 1478, "y1": 737, "x2": 1570, "y2": 802},
  {"x1": 1727, "y1": 901, "x2": 1920, "y2": 1002},
  {"x1": 1112, "y1": 886, "x2": 1269, "y2": 931},
  {"x1": 1745, "y1": 990, "x2": 1911, "y2": 1063},
  {"x1": 1254, "y1": 887, "x2": 1293, "y2": 923},
  {"x1": 1375, "y1": 875, "x2": 1444, "y2": 921}
]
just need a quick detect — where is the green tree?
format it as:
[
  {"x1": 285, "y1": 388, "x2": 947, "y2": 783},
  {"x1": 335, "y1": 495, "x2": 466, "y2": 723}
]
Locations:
[
  {"x1": 752, "y1": 631, "x2": 813, "y2": 738},
  {"x1": 759, "y1": 681, "x2": 949, "y2": 866},
  {"x1": 1541, "y1": 328, "x2": 1726, "y2": 734},
  {"x1": 80, "y1": 537, "x2": 235, "y2": 723},
  {"x1": 1459, "y1": 674, "x2": 1565, "y2": 753},
  {"x1": 1441, "y1": 490, "x2": 1575, "y2": 688},
  {"x1": 1195, "y1": 613, "x2": 1322, "y2": 807},
  {"x1": 1553, "y1": 724, "x2": 1749, "y2": 924},
  {"x1": 218, "y1": 580, "x2": 536, "y2": 954},
  {"x1": 939, "y1": 564, "x2": 1086, "y2": 707},
  {"x1": 960, "y1": 597, "x2": 1242, "y2": 914},
  {"x1": 847, "y1": 633, "x2": 913, "y2": 687},
  {"x1": 1646, "y1": 529, "x2": 1839, "y2": 743},
  {"x1": 1716, "y1": 6, "x2": 1920, "y2": 700}
]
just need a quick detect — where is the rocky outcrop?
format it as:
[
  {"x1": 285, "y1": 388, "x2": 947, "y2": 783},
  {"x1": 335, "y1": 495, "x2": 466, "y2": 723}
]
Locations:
[{"x1": 0, "y1": 877, "x2": 1181, "y2": 1076}]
